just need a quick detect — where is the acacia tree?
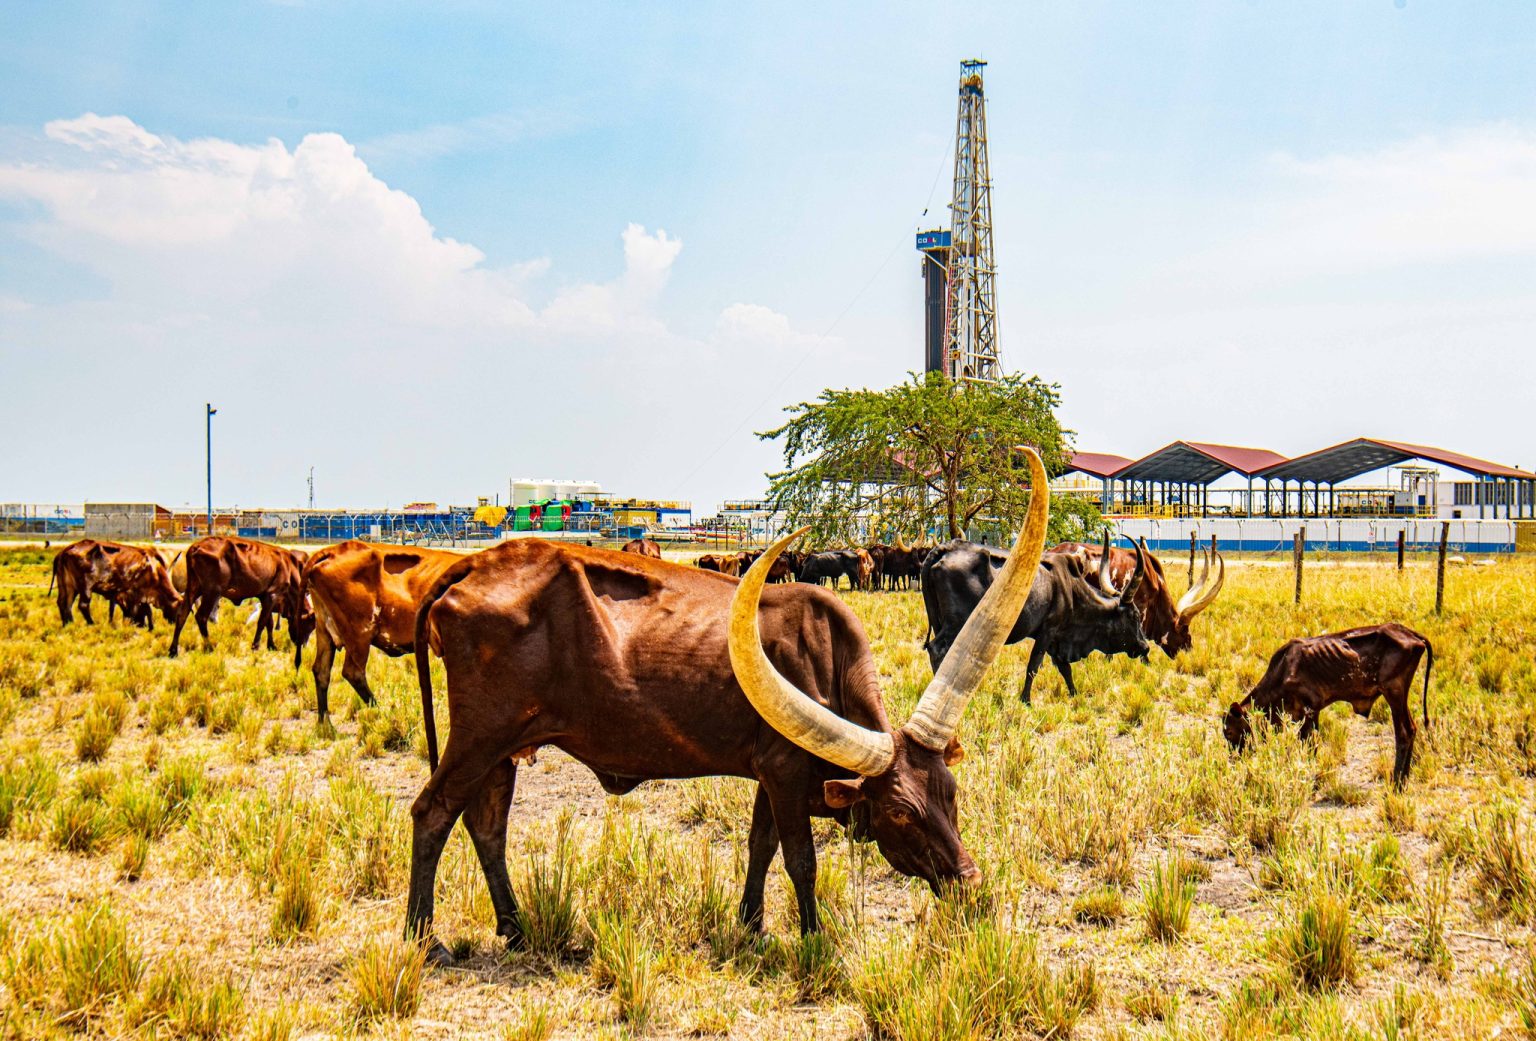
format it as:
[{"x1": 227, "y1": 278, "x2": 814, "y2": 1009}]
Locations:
[{"x1": 760, "y1": 371, "x2": 1101, "y2": 546}]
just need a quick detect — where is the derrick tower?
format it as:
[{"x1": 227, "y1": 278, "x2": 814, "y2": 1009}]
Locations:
[{"x1": 917, "y1": 59, "x2": 1001, "y2": 383}]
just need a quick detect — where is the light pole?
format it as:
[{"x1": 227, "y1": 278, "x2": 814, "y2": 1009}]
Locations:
[{"x1": 206, "y1": 403, "x2": 217, "y2": 534}]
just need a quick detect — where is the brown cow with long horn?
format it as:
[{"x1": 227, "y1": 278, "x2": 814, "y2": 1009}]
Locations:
[
  {"x1": 405, "y1": 448, "x2": 1052, "y2": 963},
  {"x1": 1050, "y1": 534, "x2": 1224, "y2": 658}
]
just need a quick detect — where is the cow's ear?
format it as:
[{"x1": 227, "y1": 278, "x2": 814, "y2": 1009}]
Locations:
[
  {"x1": 943, "y1": 738, "x2": 965, "y2": 766},
  {"x1": 823, "y1": 778, "x2": 866, "y2": 809}
]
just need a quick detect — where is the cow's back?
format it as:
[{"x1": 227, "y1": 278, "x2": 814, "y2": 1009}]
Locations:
[{"x1": 424, "y1": 539, "x2": 880, "y2": 781}]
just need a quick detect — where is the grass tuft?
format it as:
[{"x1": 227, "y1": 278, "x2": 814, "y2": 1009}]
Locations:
[
  {"x1": 170, "y1": 972, "x2": 247, "y2": 1039},
  {"x1": 1072, "y1": 885, "x2": 1125, "y2": 925},
  {"x1": 851, "y1": 912, "x2": 1097, "y2": 1041},
  {"x1": 1413, "y1": 866, "x2": 1454, "y2": 979},
  {"x1": 54, "y1": 902, "x2": 144, "y2": 1021},
  {"x1": 501, "y1": 1000, "x2": 554, "y2": 1041},
  {"x1": 1142, "y1": 852, "x2": 1197, "y2": 943},
  {"x1": 271, "y1": 858, "x2": 322, "y2": 941},
  {"x1": 0, "y1": 746, "x2": 58, "y2": 836},
  {"x1": 590, "y1": 911, "x2": 659, "y2": 1029},
  {"x1": 347, "y1": 936, "x2": 426, "y2": 1021},
  {"x1": 1272, "y1": 889, "x2": 1358, "y2": 990},
  {"x1": 1513, "y1": 944, "x2": 1536, "y2": 1037},
  {"x1": 49, "y1": 793, "x2": 110, "y2": 854},
  {"x1": 514, "y1": 811, "x2": 581, "y2": 960},
  {"x1": 118, "y1": 832, "x2": 150, "y2": 881},
  {"x1": 1473, "y1": 803, "x2": 1536, "y2": 921}
]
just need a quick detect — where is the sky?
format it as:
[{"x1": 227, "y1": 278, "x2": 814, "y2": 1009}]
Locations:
[{"x1": 2, "y1": 2, "x2": 1535, "y2": 514}]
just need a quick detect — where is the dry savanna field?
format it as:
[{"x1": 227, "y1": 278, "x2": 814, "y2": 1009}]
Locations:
[{"x1": 2, "y1": 543, "x2": 1536, "y2": 1040}]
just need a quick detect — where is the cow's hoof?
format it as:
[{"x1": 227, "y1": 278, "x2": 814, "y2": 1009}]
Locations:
[{"x1": 424, "y1": 940, "x2": 456, "y2": 967}]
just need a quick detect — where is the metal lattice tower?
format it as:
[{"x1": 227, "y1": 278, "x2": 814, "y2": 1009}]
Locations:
[{"x1": 941, "y1": 59, "x2": 1000, "y2": 383}]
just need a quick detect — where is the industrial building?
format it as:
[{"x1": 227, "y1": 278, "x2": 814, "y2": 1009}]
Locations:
[
  {"x1": 1060, "y1": 437, "x2": 1535, "y2": 554},
  {"x1": 1061, "y1": 438, "x2": 1534, "y2": 521}
]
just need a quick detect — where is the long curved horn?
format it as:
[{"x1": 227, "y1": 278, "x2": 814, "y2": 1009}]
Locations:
[
  {"x1": 729, "y1": 528, "x2": 895, "y2": 775},
  {"x1": 1176, "y1": 549, "x2": 1225, "y2": 620},
  {"x1": 906, "y1": 446, "x2": 1051, "y2": 751},
  {"x1": 1121, "y1": 537, "x2": 1148, "y2": 603},
  {"x1": 1096, "y1": 529, "x2": 1116, "y2": 596}
]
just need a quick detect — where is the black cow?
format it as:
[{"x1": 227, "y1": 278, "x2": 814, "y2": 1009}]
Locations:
[
  {"x1": 923, "y1": 533, "x2": 1150, "y2": 703},
  {"x1": 798, "y1": 551, "x2": 852, "y2": 589},
  {"x1": 882, "y1": 545, "x2": 928, "y2": 590}
]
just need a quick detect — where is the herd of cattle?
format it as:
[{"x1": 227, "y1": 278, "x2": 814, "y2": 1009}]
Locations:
[
  {"x1": 694, "y1": 542, "x2": 927, "y2": 590},
  {"x1": 37, "y1": 451, "x2": 1433, "y2": 957}
]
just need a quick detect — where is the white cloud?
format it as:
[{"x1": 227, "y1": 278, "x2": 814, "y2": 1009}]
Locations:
[
  {"x1": 0, "y1": 116, "x2": 718, "y2": 338},
  {"x1": 541, "y1": 223, "x2": 683, "y2": 336},
  {"x1": 0, "y1": 114, "x2": 836, "y2": 510},
  {"x1": 712, "y1": 302, "x2": 827, "y2": 354},
  {"x1": 0, "y1": 114, "x2": 536, "y2": 329}
]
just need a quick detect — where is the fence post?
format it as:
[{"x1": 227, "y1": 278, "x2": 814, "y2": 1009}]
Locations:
[
  {"x1": 1396, "y1": 529, "x2": 1405, "y2": 571},
  {"x1": 1435, "y1": 520, "x2": 1450, "y2": 615},
  {"x1": 1189, "y1": 530, "x2": 1197, "y2": 585},
  {"x1": 1293, "y1": 527, "x2": 1305, "y2": 605}
]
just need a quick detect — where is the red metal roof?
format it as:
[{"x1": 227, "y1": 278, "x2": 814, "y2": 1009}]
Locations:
[
  {"x1": 1067, "y1": 452, "x2": 1133, "y2": 478},
  {"x1": 1372, "y1": 440, "x2": 1533, "y2": 480},
  {"x1": 1116, "y1": 441, "x2": 1288, "y2": 483},
  {"x1": 1182, "y1": 442, "x2": 1290, "y2": 475},
  {"x1": 1261, "y1": 438, "x2": 1533, "y2": 482}
]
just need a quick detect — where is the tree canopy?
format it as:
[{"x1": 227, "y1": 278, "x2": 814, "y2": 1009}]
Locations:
[{"x1": 759, "y1": 371, "x2": 1102, "y2": 547}]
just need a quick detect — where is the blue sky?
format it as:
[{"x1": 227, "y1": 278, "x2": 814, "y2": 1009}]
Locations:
[{"x1": 3, "y1": 2, "x2": 1535, "y2": 513}]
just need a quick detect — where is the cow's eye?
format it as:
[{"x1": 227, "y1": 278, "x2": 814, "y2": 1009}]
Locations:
[{"x1": 889, "y1": 809, "x2": 914, "y2": 827}]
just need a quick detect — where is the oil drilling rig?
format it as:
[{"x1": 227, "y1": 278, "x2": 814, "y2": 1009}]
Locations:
[{"x1": 917, "y1": 59, "x2": 1002, "y2": 383}]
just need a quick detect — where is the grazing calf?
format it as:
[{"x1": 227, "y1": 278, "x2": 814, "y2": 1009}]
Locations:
[
  {"x1": 169, "y1": 536, "x2": 313, "y2": 665},
  {"x1": 50, "y1": 540, "x2": 112, "y2": 625},
  {"x1": 1223, "y1": 623, "x2": 1432, "y2": 787},
  {"x1": 49, "y1": 540, "x2": 180, "y2": 629},
  {"x1": 304, "y1": 541, "x2": 466, "y2": 724}
]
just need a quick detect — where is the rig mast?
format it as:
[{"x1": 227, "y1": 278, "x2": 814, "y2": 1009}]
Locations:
[{"x1": 918, "y1": 59, "x2": 1002, "y2": 383}]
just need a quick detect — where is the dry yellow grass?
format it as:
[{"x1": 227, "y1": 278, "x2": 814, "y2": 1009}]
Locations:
[{"x1": 0, "y1": 544, "x2": 1534, "y2": 1038}]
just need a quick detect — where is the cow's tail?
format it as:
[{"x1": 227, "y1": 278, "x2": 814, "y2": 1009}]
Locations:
[
  {"x1": 1421, "y1": 636, "x2": 1433, "y2": 732},
  {"x1": 48, "y1": 552, "x2": 59, "y2": 597},
  {"x1": 414, "y1": 556, "x2": 477, "y2": 773}
]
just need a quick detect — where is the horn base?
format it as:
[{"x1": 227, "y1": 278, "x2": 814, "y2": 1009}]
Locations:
[{"x1": 729, "y1": 528, "x2": 896, "y2": 776}]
